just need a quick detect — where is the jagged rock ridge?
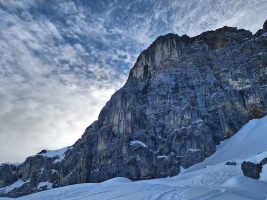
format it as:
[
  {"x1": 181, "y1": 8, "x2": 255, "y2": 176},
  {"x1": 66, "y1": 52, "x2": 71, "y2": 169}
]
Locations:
[{"x1": 1, "y1": 20, "x2": 267, "y2": 197}]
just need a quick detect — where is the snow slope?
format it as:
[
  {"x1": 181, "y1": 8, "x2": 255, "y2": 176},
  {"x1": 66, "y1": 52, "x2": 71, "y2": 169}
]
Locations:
[
  {"x1": 188, "y1": 116, "x2": 267, "y2": 172},
  {"x1": 1, "y1": 116, "x2": 267, "y2": 200}
]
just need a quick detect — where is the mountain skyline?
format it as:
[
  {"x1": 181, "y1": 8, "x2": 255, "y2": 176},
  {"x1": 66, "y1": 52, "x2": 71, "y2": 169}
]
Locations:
[{"x1": 0, "y1": 0, "x2": 267, "y2": 163}]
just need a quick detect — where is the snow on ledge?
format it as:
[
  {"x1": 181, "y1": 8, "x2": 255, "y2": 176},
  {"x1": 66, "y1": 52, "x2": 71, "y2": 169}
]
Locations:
[
  {"x1": 34, "y1": 147, "x2": 69, "y2": 163},
  {"x1": 130, "y1": 140, "x2": 147, "y2": 148},
  {"x1": 157, "y1": 155, "x2": 168, "y2": 159},
  {"x1": 245, "y1": 151, "x2": 267, "y2": 163},
  {"x1": 0, "y1": 162, "x2": 21, "y2": 168},
  {"x1": 0, "y1": 179, "x2": 29, "y2": 193},
  {"x1": 38, "y1": 181, "x2": 53, "y2": 190},
  {"x1": 186, "y1": 148, "x2": 201, "y2": 153}
]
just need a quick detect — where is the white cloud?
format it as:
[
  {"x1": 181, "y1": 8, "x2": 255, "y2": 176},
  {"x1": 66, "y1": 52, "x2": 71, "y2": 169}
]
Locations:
[
  {"x1": 0, "y1": 80, "x2": 121, "y2": 162},
  {"x1": 0, "y1": 2, "x2": 127, "y2": 162}
]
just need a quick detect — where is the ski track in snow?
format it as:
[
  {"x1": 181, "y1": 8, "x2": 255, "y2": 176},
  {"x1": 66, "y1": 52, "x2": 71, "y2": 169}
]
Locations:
[{"x1": 148, "y1": 188, "x2": 187, "y2": 200}]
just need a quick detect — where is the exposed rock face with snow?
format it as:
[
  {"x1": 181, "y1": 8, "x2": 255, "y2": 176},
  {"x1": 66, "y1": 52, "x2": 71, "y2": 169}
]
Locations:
[
  {"x1": 0, "y1": 148, "x2": 67, "y2": 197},
  {"x1": 1, "y1": 22, "x2": 267, "y2": 197}
]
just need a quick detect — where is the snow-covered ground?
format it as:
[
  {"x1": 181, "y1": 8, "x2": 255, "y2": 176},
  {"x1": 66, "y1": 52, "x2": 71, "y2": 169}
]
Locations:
[{"x1": 1, "y1": 116, "x2": 267, "y2": 200}]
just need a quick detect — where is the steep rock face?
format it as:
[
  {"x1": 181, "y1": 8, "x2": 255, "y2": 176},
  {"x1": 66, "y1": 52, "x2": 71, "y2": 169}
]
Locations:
[
  {"x1": 1, "y1": 22, "x2": 267, "y2": 197},
  {"x1": 0, "y1": 164, "x2": 18, "y2": 187}
]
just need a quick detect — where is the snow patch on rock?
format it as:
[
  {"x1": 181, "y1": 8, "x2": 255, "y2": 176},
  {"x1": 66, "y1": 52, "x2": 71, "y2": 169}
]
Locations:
[
  {"x1": 35, "y1": 147, "x2": 69, "y2": 163},
  {"x1": 37, "y1": 182, "x2": 53, "y2": 190},
  {"x1": 187, "y1": 148, "x2": 201, "y2": 152},
  {"x1": 0, "y1": 179, "x2": 29, "y2": 193},
  {"x1": 130, "y1": 140, "x2": 147, "y2": 148}
]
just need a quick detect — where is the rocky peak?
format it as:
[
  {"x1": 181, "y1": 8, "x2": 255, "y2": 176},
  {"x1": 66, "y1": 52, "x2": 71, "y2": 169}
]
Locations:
[
  {"x1": 194, "y1": 26, "x2": 252, "y2": 48},
  {"x1": 255, "y1": 20, "x2": 267, "y2": 36},
  {"x1": 129, "y1": 26, "x2": 252, "y2": 81},
  {"x1": 129, "y1": 33, "x2": 192, "y2": 80}
]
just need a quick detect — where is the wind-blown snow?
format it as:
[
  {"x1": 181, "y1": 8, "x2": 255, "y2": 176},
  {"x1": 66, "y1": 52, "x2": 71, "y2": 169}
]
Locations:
[
  {"x1": 1, "y1": 116, "x2": 267, "y2": 199},
  {"x1": 37, "y1": 147, "x2": 68, "y2": 158},
  {"x1": 33, "y1": 147, "x2": 69, "y2": 163},
  {"x1": 0, "y1": 180, "x2": 28, "y2": 194}
]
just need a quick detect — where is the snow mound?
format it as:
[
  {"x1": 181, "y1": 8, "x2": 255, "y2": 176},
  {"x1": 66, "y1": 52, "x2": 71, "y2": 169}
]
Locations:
[
  {"x1": 101, "y1": 177, "x2": 132, "y2": 184},
  {"x1": 222, "y1": 176, "x2": 267, "y2": 199}
]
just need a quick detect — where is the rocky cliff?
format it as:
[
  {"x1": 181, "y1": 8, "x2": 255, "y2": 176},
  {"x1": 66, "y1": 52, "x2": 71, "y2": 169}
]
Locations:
[{"x1": 1, "y1": 20, "x2": 267, "y2": 197}]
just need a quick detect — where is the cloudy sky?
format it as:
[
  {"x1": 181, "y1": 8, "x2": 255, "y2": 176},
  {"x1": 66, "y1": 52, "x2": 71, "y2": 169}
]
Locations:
[{"x1": 0, "y1": 0, "x2": 267, "y2": 163}]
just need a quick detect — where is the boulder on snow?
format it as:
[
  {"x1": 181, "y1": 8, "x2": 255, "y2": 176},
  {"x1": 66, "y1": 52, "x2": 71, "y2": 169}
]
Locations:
[{"x1": 241, "y1": 161, "x2": 262, "y2": 179}]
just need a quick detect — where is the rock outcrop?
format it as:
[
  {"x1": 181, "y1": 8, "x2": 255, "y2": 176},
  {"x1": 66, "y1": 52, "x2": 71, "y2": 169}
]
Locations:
[
  {"x1": 1, "y1": 21, "x2": 267, "y2": 197},
  {"x1": 241, "y1": 161, "x2": 262, "y2": 179},
  {"x1": 264, "y1": 20, "x2": 267, "y2": 30},
  {"x1": 241, "y1": 156, "x2": 267, "y2": 179},
  {"x1": 0, "y1": 164, "x2": 18, "y2": 188}
]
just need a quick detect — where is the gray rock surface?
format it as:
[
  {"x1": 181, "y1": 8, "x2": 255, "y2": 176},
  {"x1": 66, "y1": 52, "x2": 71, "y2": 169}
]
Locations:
[
  {"x1": 1, "y1": 21, "x2": 267, "y2": 197},
  {"x1": 264, "y1": 20, "x2": 267, "y2": 30},
  {"x1": 241, "y1": 161, "x2": 262, "y2": 179},
  {"x1": 241, "y1": 156, "x2": 267, "y2": 180},
  {"x1": 0, "y1": 164, "x2": 18, "y2": 188}
]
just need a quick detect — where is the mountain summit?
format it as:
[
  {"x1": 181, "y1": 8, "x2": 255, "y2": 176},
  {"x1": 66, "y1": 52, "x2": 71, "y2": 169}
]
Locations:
[{"x1": 1, "y1": 21, "x2": 267, "y2": 197}]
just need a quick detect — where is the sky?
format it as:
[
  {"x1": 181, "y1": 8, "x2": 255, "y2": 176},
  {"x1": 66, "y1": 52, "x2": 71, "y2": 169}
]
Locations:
[{"x1": 0, "y1": 0, "x2": 267, "y2": 163}]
